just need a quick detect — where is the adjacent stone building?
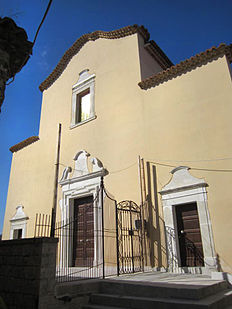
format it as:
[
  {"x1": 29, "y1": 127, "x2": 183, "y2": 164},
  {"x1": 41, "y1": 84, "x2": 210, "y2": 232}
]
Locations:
[{"x1": 0, "y1": 17, "x2": 32, "y2": 111}]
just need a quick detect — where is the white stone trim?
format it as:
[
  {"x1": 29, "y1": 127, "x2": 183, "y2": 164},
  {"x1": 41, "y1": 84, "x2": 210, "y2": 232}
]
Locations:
[
  {"x1": 10, "y1": 205, "x2": 29, "y2": 239},
  {"x1": 160, "y1": 166, "x2": 217, "y2": 274},
  {"x1": 59, "y1": 151, "x2": 108, "y2": 268},
  {"x1": 70, "y1": 69, "x2": 96, "y2": 128},
  {"x1": 70, "y1": 115, "x2": 97, "y2": 129}
]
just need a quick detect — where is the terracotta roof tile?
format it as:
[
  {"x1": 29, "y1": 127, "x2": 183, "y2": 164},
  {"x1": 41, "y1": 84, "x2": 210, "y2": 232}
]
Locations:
[
  {"x1": 10, "y1": 136, "x2": 39, "y2": 153},
  {"x1": 139, "y1": 43, "x2": 232, "y2": 90},
  {"x1": 39, "y1": 25, "x2": 172, "y2": 92}
]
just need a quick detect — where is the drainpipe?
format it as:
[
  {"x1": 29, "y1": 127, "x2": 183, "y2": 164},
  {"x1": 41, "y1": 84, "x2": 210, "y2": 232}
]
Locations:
[{"x1": 50, "y1": 123, "x2": 62, "y2": 237}]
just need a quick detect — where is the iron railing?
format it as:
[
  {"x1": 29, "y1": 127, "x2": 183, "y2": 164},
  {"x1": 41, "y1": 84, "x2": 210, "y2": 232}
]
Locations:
[
  {"x1": 34, "y1": 178, "x2": 145, "y2": 282},
  {"x1": 34, "y1": 186, "x2": 107, "y2": 282},
  {"x1": 165, "y1": 226, "x2": 204, "y2": 269},
  {"x1": 35, "y1": 214, "x2": 107, "y2": 281},
  {"x1": 184, "y1": 236, "x2": 204, "y2": 267}
]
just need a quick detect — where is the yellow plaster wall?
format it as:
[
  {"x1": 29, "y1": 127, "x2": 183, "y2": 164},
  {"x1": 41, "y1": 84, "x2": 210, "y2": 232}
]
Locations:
[
  {"x1": 37, "y1": 33, "x2": 149, "y2": 206},
  {"x1": 2, "y1": 138, "x2": 56, "y2": 239},
  {"x1": 3, "y1": 33, "x2": 145, "y2": 240},
  {"x1": 140, "y1": 56, "x2": 232, "y2": 272}
]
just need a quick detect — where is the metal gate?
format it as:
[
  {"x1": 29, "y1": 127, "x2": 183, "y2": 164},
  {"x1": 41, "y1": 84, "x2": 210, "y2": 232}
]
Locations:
[{"x1": 116, "y1": 200, "x2": 144, "y2": 274}]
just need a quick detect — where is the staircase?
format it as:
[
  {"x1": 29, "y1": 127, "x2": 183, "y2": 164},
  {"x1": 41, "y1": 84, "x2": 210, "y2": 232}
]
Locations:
[{"x1": 82, "y1": 279, "x2": 232, "y2": 309}]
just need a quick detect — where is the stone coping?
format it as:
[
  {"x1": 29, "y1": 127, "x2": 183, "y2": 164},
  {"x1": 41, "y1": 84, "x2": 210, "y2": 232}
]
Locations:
[
  {"x1": 9, "y1": 136, "x2": 39, "y2": 153},
  {"x1": 39, "y1": 25, "x2": 173, "y2": 92},
  {"x1": 139, "y1": 43, "x2": 232, "y2": 90},
  {"x1": 0, "y1": 237, "x2": 58, "y2": 246}
]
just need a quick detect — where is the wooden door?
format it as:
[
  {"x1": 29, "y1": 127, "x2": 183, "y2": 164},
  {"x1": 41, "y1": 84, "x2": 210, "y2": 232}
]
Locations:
[
  {"x1": 72, "y1": 196, "x2": 94, "y2": 267},
  {"x1": 176, "y1": 203, "x2": 204, "y2": 267}
]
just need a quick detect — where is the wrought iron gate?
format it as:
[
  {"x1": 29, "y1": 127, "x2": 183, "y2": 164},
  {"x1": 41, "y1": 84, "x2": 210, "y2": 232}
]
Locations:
[{"x1": 116, "y1": 200, "x2": 144, "y2": 274}]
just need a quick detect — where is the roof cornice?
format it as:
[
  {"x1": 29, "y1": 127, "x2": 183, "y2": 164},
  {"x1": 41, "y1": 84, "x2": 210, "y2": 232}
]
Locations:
[
  {"x1": 10, "y1": 136, "x2": 39, "y2": 153},
  {"x1": 39, "y1": 25, "x2": 152, "y2": 92},
  {"x1": 139, "y1": 43, "x2": 232, "y2": 90}
]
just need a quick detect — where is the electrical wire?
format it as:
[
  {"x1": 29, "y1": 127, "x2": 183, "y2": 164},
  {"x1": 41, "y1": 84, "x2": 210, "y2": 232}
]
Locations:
[
  {"x1": 59, "y1": 153, "x2": 232, "y2": 177},
  {"x1": 6, "y1": 0, "x2": 53, "y2": 86},
  {"x1": 146, "y1": 156, "x2": 232, "y2": 163},
  {"x1": 58, "y1": 162, "x2": 137, "y2": 175},
  {"x1": 110, "y1": 162, "x2": 137, "y2": 174},
  {"x1": 32, "y1": 0, "x2": 53, "y2": 46},
  {"x1": 147, "y1": 160, "x2": 232, "y2": 173}
]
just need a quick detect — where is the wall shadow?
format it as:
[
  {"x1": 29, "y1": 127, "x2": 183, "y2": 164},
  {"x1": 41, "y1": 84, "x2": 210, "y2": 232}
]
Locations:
[{"x1": 146, "y1": 162, "x2": 167, "y2": 268}]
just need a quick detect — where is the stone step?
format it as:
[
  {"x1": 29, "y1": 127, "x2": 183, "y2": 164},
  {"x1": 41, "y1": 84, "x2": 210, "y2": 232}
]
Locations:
[
  {"x1": 86, "y1": 289, "x2": 232, "y2": 309},
  {"x1": 100, "y1": 279, "x2": 228, "y2": 300},
  {"x1": 83, "y1": 305, "x2": 126, "y2": 309}
]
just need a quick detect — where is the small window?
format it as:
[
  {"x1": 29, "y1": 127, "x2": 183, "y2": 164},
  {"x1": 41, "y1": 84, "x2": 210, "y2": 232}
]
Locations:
[
  {"x1": 71, "y1": 69, "x2": 96, "y2": 128},
  {"x1": 13, "y1": 229, "x2": 22, "y2": 239}
]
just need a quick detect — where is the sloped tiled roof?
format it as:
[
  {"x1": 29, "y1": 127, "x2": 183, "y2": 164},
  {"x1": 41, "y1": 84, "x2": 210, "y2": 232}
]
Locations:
[
  {"x1": 10, "y1": 136, "x2": 39, "y2": 153},
  {"x1": 39, "y1": 25, "x2": 173, "y2": 92},
  {"x1": 139, "y1": 43, "x2": 232, "y2": 90}
]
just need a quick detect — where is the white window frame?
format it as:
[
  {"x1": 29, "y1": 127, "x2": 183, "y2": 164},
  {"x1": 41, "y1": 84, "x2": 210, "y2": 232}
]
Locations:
[
  {"x1": 71, "y1": 69, "x2": 96, "y2": 128},
  {"x1": 10, "y1": 205, "x2": 29, "y2": 240}
]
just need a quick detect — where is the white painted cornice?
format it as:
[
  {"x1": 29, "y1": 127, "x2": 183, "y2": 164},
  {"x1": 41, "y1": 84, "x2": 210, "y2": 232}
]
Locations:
[
  {"x1": 59, "y1": 168, "x2": 108, "y2": 186},
  {"x1": 72, "y1": 73, "x2": 95, "y2": 91}
]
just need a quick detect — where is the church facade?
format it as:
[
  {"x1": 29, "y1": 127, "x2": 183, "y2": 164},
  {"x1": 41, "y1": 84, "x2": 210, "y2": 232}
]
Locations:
[{"x1": 2, "y1": 25, "x2": 232, "y2": 275}]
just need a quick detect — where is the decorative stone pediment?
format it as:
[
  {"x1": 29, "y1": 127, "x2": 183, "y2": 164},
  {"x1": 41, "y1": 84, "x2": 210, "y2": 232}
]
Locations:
[
  {"x1": 10, "y1": 205, "x2": 28, "y2": 222},
  {"x1": 59, "y1": 150, "x2": 108, "y2": 185},
  {"x1": 160, "y1": 166, "x2": 207, "y2": 195},
  {"x1": 72, "y1": 69, "x2": 95, "y2": 93},
  {"x1": 78, "y1": 69, "x2": 90, "y2": 83},
  {"x1": 73, "y1": 150, "x2": 90, "y2": 177}
]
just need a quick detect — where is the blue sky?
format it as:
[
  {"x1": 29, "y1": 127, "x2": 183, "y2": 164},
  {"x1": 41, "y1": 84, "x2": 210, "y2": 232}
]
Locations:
[{"x1": 0, "y1": 0, "x2": 231, "y2": 234}]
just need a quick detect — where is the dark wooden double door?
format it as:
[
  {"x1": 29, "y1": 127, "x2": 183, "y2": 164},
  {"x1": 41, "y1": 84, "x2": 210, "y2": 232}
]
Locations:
[
  {"x1": 72, "y1": 196, "x2": 94, "y2": 267},
  {"x1": 176, "y1": 202, "x2": 204, "y2": 267}
]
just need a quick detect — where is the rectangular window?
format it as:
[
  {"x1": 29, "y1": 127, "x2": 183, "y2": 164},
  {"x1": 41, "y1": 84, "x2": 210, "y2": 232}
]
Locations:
[
  {"x1": 76, "y1": 88, "x2": 91, "y2": 123},
  {"x1": 71, "y1": 70, "x2": 96, "y2": 128},
  {"x1": 13, "y1": 229, "x2": 22, "y2": 239}
]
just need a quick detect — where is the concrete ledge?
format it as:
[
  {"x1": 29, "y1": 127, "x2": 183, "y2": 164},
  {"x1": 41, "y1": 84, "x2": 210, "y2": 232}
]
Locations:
[{"x1": 0, "y1": 237, "x2": 58, "y2": 246}]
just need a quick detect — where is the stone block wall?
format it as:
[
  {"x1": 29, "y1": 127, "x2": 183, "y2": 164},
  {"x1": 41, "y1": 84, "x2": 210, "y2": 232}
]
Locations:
[{"x1": 0, "y1": 237, "x2": 58, "y2": 309}]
